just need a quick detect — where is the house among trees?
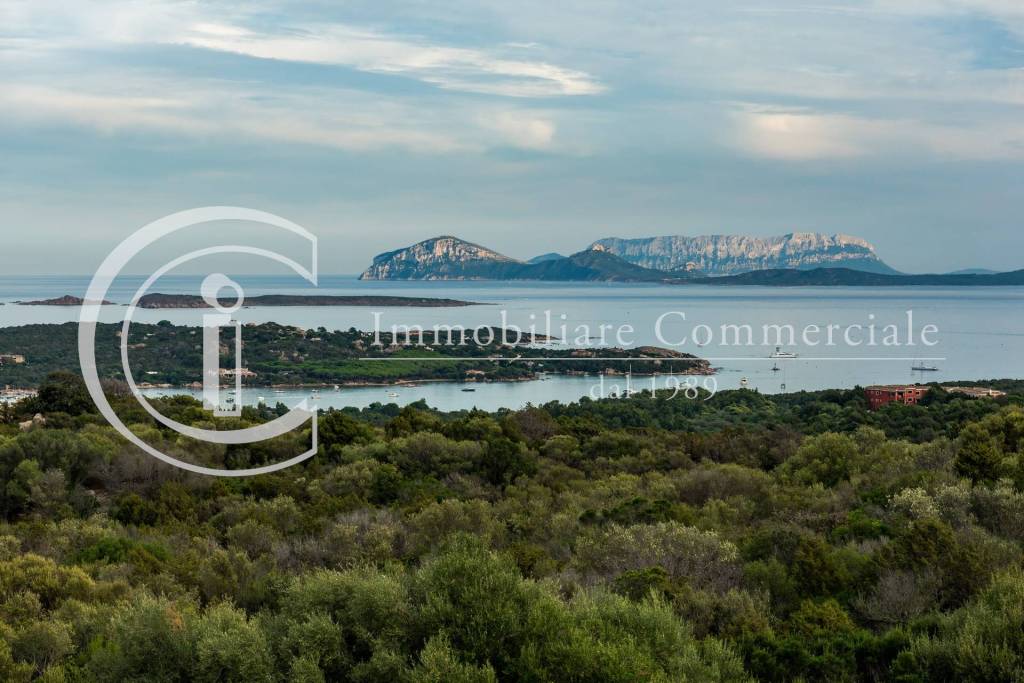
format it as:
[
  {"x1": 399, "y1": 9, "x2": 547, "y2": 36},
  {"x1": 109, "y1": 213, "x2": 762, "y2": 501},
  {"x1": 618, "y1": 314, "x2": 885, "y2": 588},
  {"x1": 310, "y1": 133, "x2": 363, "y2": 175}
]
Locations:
[
  {"x1": 941, "y1": 385, "x2": 1007, "y2": 399},
  {"x1": 864, "y1": 384, "x2": 929, "y2": 410},
  {"x1": 218, "y1": 366, "x2": 257, "y2": 378}
]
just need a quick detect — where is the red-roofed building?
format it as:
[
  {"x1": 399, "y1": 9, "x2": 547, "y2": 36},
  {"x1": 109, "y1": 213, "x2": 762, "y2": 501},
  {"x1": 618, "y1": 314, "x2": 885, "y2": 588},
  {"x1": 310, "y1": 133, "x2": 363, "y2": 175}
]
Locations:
[{"x1": 865, "y1": 385, "x2": 929, "y2": 410}]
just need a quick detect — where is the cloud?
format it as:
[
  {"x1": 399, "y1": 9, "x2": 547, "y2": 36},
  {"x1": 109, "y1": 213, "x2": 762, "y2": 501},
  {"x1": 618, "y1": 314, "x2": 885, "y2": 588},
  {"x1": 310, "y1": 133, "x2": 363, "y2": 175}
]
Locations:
[
  {"x1": 0, "y1": 78, "x2": 571, "y2": 155},
  {"x1": 178, "y1": 23, "x2": 605, "y2": 98},
  {"x1": 0, "y1": 82, "x2": 471, "y2": 153},
  {"x1": 480, "y1": 112, "x2": 556, "y2": 149},
  {"x1": 5, "y1": 0, "x2": 1024, "y2": 278},
  {"x1": 2, "y1": 85, "x2": 212, "y2": 135},
  {"x1": 0, "y1": 0, "x2": 604, "y2": 98},
  {"x1": 868, "y1": 0, "x2": 1024, "y2": 19},
  {"x1": 730, "y1": 105, "x2": 1024, "y2": 161},
  {"x1": 730, "y1": 108, "x2": 866, "y2": 160}
]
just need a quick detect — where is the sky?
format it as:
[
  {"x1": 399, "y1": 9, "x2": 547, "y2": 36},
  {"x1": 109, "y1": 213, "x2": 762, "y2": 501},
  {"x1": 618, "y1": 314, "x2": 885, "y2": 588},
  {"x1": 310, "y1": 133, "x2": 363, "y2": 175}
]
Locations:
[{"x1": 1, "y1": 0, "x2": 1023, "y2": 275}]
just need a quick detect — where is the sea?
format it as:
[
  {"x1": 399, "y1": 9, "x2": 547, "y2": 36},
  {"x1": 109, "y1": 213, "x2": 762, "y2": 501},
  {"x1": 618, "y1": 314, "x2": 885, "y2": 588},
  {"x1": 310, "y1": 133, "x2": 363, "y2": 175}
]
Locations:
[{"x1": 2, "y1": 275, "x2": 1022, "y2": 412}]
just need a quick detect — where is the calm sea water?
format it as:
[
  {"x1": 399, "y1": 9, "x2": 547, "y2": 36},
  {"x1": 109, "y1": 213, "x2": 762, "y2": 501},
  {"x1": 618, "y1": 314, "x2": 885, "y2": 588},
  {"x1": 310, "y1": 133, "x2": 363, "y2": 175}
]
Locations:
[{"x1": 2, "y1": 275, "x2": 1022, "y2": 410}]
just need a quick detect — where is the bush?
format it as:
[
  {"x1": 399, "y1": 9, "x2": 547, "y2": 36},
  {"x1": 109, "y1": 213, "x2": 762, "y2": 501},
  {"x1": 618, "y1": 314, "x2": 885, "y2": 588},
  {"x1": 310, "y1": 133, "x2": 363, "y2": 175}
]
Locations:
[
  {"x1": 191, "y1": 603, "x2": 275, "y2": 683},
  {"x1": 574, "y1": 522, "x2": 740, "y2": 592},
  {"x1": 894, "y1": 568, "x2": 1024, "y2": 681}
]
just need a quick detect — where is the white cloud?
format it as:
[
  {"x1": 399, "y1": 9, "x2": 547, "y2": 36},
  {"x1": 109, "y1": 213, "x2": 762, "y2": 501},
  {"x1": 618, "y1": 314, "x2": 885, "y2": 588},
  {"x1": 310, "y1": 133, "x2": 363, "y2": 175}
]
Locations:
[
  {"x1": 2, "y1": 85, "x2": 212, "y2": 134},
  {"x1": 0, "y1": 82, "x2": 472, "y2": 153},
  {"x1": 479, "y1": 112, "x2": 556, "y2": 149},
  {"x1": 178, "y1": 23, "x2": 604, "y2": 97},
  {"x1": 730, "y1": 105, "x2": 1024, "y2": 161},
  {"x1": 0, "y1": 0, "x2": 604, "y2": 98},
  {"x1": 730, "y1": 108, "x2": 866, "y2": 160},
  {"x1": 0, "y1": 77, "x2": 573, "y2": 154}
]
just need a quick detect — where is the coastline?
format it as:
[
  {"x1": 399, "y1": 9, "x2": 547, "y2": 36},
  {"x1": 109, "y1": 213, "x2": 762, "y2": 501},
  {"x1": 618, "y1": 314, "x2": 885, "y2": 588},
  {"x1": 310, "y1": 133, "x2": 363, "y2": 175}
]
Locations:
[
  {"x1": 137, "y1": 365, "x2": 716, "y2": 392},
  {"x1": 13, "y1": 293, "x2": 486, "y2": 307}
]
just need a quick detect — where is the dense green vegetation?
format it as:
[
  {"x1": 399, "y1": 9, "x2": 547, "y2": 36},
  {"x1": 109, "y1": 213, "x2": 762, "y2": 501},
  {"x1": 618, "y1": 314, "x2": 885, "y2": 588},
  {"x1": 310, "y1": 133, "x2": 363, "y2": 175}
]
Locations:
[
  {"x1": 0, "y1": 372, "x2": 1022, "y2": 680},
  {"x1": 0, "y1": 322, "x2": 707, "y2": 387}
]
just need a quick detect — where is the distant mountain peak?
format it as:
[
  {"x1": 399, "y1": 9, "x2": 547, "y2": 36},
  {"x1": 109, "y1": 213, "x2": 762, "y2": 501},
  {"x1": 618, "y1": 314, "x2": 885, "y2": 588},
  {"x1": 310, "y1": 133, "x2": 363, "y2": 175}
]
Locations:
[
  {"x1": 360, "y1": 236, "x2": 520, "y2": 280},
  {"x1": 527, "y1": 252, "x2": 566, "y2": 264}
]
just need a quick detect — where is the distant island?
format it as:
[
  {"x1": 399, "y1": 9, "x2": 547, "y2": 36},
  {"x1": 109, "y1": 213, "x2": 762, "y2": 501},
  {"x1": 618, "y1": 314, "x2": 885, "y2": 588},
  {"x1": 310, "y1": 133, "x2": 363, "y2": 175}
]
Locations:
[
  {"x1": 17, "y1": 293, "x2": 481, "y2": 308},
  {"x1": 134, "y1": 293, "x2": 482, "y2": 308},
  {"x1": 359, "y1": 233, "x2": 897, "y2": 282},
  {"x1": 16, "y1": 295, "x2": 114, "y2": 306},
  {"x1": 681, "y1": 267, "x2": 1024, "y2": 287},
  {"x1": 358, "y1": 235, "x2": 1020, "y2": 286}
]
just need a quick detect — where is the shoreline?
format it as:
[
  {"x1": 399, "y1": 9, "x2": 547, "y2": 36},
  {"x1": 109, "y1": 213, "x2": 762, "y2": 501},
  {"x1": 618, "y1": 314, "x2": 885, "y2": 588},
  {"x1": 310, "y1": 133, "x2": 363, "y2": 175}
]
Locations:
[
  {"x1": 12, "y1": 293, "x2": 486, "y2": 308},
  {"x1": 138, "y1": 367, "x2": 715, "y2": 392}
]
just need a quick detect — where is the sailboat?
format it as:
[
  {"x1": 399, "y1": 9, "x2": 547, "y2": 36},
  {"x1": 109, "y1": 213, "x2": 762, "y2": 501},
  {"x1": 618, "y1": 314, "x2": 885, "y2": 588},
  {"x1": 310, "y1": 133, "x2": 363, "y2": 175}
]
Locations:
[{"x1": 625, "y1": 363, "x2": 640, "y2": 396}]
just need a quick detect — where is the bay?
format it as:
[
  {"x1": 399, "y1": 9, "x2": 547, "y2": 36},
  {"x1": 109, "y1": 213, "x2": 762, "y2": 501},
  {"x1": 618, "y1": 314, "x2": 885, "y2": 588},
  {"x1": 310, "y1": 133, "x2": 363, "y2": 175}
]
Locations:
[{"x1": 2, "y1": 275, "x2": 1022, "y2": 410}]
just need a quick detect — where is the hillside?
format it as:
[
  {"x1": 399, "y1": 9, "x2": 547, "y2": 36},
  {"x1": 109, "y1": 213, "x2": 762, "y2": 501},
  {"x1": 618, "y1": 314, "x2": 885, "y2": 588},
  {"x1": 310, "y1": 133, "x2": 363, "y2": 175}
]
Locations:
[{"x1": 1, "y1": 374, "x2": 1023, "y2": 681}]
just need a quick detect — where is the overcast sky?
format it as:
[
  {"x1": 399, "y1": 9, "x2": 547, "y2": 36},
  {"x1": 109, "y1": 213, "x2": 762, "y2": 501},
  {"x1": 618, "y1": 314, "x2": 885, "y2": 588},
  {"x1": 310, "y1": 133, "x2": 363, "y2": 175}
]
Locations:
[{"x1": 2, "y1": 0, "x2": 1023, "y2": 274}]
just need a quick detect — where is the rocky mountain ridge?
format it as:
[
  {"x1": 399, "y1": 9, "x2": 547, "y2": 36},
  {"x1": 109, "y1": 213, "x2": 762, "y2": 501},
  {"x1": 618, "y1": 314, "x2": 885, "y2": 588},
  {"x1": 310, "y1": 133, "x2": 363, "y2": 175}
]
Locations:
[
  {"x1": 589, "y1": 232, "x2": 897, "y2": 275},
  {"x1": 359, "y1": 232, "x2": 899, "y2": 281}
]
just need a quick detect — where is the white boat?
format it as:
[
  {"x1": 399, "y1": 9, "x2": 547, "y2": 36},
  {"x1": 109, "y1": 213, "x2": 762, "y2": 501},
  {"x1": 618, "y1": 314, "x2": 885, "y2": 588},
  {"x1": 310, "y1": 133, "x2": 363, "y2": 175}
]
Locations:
[
  {"x1": 739, "y1": 377, "x2": 749, "y2": 388},
  {"x1": 769, "y1": 346, "x2": 798, "y2": 359},
  {"x1": 387, "y1": 391, "x2": 399, "y2": 398}
]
